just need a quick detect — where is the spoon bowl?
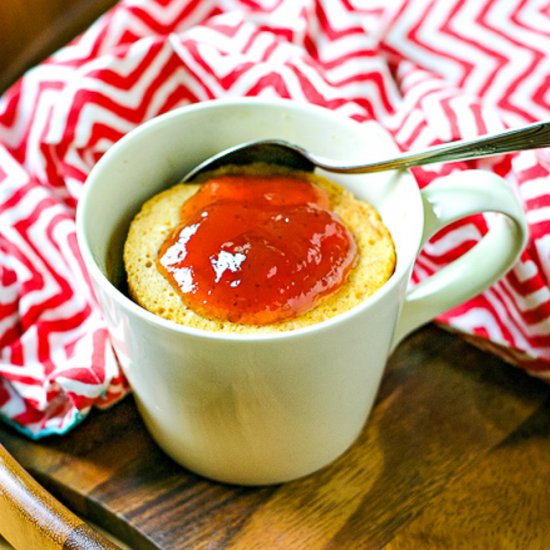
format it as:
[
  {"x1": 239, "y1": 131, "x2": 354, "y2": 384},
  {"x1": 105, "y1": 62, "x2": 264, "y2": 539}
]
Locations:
[{"x1": 183, "y1": 120, "x2": 550, "y2": 182}]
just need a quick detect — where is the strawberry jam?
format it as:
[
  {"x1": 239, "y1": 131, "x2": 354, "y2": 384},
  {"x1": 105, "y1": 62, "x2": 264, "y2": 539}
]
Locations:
[{"x1": 157, "y1": 172, "x2": 358, "y2": 325}]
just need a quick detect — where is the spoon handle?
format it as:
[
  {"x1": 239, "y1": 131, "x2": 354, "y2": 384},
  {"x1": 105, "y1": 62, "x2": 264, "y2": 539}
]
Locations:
[{"x1": 316, "y1": 120, "x2": 550, "y2": 174}]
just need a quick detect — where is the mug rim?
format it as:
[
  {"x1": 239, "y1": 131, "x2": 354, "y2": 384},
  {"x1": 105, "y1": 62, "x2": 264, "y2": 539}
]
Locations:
[{"x1": 76, "y1": 97, "x2": 418, "y2": 343}]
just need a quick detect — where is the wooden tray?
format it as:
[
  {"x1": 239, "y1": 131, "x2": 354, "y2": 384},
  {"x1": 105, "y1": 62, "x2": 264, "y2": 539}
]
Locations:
[{"x1": 2, "y1": 325, "x2": 550, "y2": 549}]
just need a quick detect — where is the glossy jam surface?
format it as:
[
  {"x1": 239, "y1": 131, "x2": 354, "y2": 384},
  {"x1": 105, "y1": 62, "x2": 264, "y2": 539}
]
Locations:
[{"x1": 157, "y1": 174, "x2": 358, "y2": 325}]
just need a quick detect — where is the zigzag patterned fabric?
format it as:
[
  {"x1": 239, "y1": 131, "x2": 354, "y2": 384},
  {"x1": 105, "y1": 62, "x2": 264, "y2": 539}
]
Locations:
[{"x1": 1, "y1": 0, "x2": 549, "y2": 438}]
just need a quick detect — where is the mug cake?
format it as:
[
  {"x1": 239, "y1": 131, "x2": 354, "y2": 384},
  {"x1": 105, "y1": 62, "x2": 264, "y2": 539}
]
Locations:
[{"x1": 123, "y1": 163, "x2": 395, "y2": 333}]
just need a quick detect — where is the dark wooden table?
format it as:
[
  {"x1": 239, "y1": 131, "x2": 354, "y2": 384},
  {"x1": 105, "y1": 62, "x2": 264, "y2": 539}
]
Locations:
[
  {"x1": 0, "y1": 0, "x2": 119, "y2": 93},
  {"x1": 2, "y1": 324, "x2": 549, "y2": 549}
]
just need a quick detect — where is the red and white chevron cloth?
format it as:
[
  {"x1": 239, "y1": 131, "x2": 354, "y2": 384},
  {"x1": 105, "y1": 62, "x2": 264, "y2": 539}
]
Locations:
[{"x1": 1, "y1": 0, "x2": 549, "y2": 438}]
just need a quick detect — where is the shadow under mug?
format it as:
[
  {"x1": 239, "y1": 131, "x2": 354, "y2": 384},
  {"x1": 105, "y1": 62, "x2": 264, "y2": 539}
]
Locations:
[{"x1": 76, "y1": 98, "x2": 527, "y2": 485}]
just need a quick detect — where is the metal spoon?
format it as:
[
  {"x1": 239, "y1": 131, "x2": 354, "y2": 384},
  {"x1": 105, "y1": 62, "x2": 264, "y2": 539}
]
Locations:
[{"x1": 183, "y1": 120, "x2": 550, "y2": 182}]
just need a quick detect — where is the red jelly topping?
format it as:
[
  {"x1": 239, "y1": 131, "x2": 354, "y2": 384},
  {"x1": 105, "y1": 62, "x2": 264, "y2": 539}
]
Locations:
[{"x1": 157, "y1": 173, "x2": 358, "y2": 325}]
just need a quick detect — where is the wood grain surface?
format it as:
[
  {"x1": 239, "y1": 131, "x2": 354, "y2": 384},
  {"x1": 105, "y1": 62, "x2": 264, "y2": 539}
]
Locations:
[
  {"x1": 0, "y1": 442, "x2": 121, "y2": 549},
  {"x1": 0, "y1": 0, "x2": 118, "y2": 92},
  {"x1": 1, "y1": 325, "x2": 549, "y2": 549}
]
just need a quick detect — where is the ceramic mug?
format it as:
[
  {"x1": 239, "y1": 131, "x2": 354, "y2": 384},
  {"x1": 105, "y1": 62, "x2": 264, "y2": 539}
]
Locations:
[{"x1": 76, "y1": 98, "x2": 527, "y2": 485}]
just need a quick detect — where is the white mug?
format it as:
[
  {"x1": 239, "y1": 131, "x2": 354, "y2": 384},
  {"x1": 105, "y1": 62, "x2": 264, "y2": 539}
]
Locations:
[{"x1": 76, "y1": 98, "x2": 527, "y2": 485}]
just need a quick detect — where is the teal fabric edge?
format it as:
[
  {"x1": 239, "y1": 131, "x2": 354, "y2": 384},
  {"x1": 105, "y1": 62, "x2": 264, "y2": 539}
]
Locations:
[{"x1": 0, "y1": 408, "x2": 89, "y2": 440}]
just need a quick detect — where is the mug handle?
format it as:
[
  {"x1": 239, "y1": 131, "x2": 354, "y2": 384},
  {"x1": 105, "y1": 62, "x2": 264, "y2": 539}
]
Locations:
[{"x1": 392, "y1": 169, "x2": 528, "y2": 347}]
